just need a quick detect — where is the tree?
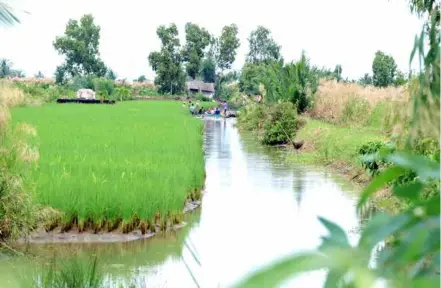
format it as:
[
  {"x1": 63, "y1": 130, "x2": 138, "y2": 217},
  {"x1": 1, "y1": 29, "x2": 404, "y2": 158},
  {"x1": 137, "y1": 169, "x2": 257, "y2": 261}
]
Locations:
[
  {"x1": 246, "y1": 26, "x2": 281, "y2": 64},
  {"x1": 182, "y1": 23, "x2": 211, "y2": 79},
  {"x1": 53, "y1": 14, "x2": 107, "y2": 83},
  {"x1": 333, "y1": 64, "x2": 342, "y2": 82},
  {"x1": 0, "y1": 2, "x2": 19, "y2": 26},
  {"x1": 238, "y1": 62, "x2": 263, "y2": 95},
  {"x1": 0, "y1": 58, "x2": 12, "y2": 78},
  {"x1": 148, "y1": 24, "x2": 186, "y2": 94},
  {"x1": 35, "y1": 71, "x2": 45, "y2": 79},
  {"x1": 358, "y1": 73, "x2": 373, "y2": 86},
  {"x1": 106, "y1": 69, "x2": 117, "y2": 80},
  {"x1": 372, "y1": 51, "x2": 397, "y2": 87},
  {"x1": 137, "y1": 75, "x2": 147, "y2": 82},
  {"x1": 201, "y1": 57, "x2": 216, "y2": 83},
  {"x1": 395, "y1": 70, "x2": 407, "y2": 86},
  {"x1": 216, "y1": 24, "x2": 240, "y2": 71}
]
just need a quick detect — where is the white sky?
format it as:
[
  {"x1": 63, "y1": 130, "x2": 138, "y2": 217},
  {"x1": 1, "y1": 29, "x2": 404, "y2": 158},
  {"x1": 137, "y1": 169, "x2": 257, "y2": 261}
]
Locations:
[{"x1": 0, "y1": 0, "x2": 423, "y2": 81}]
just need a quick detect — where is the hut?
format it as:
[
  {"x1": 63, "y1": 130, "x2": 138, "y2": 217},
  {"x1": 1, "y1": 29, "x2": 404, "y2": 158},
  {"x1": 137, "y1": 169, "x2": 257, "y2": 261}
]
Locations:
[{"x1": 187, "y1": 80, "x2": 215, "y2": 98}]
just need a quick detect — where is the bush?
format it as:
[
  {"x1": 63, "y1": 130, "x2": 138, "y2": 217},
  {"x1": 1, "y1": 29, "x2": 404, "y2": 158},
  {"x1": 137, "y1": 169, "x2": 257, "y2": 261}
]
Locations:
[
  {"x1": 69, "y1": 76, "x2": 95, "y2": 91},
  {"x1": 262, "y1": 102, "x2": 297, "y2": 145},
  {"x1": 341, "y1": 97, "x2": 371, "y2": 125},
  {"x1": 358, "y1": 141, "x2": 394, "y2": 176},
  {"x1": 194, "y1": 92, "x2": 211, "y2": 102},
  {"x1": 92, "y1": 77, "x2": 115, "y2": 99},
  {"x1": 237, "y1": 104, "x2": 266, "y2": 132}
]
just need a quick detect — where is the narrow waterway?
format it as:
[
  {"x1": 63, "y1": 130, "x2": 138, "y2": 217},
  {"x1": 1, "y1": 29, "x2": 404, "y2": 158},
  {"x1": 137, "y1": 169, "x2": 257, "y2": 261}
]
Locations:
[{"x1": 1, "y1": 118, "x2": 361, "y2": 288}]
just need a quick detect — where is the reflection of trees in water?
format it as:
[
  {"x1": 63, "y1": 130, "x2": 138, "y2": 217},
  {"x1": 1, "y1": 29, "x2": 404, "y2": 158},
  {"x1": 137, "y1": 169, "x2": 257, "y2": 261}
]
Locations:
[{"x1": 292, "y1": 167, "x2": 306, "y2": 207}]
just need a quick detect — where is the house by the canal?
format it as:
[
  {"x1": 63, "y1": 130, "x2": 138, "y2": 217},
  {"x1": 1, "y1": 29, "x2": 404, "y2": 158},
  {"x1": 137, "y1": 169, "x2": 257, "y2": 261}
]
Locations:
[{"x1": 187, "y1": 80, "x2": 215, "y2": 98}]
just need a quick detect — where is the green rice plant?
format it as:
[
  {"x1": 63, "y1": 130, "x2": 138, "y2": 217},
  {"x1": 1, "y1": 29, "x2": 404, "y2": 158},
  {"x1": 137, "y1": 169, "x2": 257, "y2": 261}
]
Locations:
[{"x1": 11, "y1": 101, "x2": 205, "y2": 231}]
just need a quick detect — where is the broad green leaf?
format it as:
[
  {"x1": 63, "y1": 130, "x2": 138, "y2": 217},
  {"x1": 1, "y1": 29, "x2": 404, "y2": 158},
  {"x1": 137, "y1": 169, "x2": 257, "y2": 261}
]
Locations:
[
  {"x1": 359, "y1": 213, "x2": 411, "y2": 251},
  {"x1": 387, "y1": 153, "x2": 440, "y2": 181},
  {"x1": 392, "y1": 182, "x2": 423, "y2": 201},
  {"x1": 318, "y1": 217, "x2": 350, "y2": 249},
  {"x1": 233, "y1": 253, "x2": 327, "y2": 288},
  {"x1": 324, "y1": 269, "x2": 345, "y2": 288},
  {"x1": 358, "y1": 166, "x2": 405, "y2": 208}
]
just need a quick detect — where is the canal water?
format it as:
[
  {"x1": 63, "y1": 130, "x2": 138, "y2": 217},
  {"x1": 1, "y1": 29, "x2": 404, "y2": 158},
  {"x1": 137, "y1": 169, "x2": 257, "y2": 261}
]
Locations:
[{"x1": 0, "y1": 118, "x2": 361, "y2": 287}]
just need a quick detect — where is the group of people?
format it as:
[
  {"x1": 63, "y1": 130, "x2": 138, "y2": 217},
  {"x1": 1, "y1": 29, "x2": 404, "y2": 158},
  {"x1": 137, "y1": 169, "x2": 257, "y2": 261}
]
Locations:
[{"x1": 184, "y1": 100, "x2": 228, "y2": 117}]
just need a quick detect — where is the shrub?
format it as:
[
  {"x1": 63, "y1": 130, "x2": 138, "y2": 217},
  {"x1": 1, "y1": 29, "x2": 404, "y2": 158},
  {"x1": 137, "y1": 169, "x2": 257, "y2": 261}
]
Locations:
[
  {"x1": 262, "y1": 102, "x2": 297, "y2": 145},
  {"x1": 237, "y1": 103, "x2": 266, "y2": 132},
  {"x1": 194, "y1": 92, "x2": 211, "y2": 102},
  {"x1": 69, "y1": 76, "x2": 95, "y2": 91},
  {"x1": 341, "y1": 97, "x2": 371, "y2": 125},
  {"x1": 92, "y1": 77, "x2": 115, "y2": 98},
  {"x1": 358, "y1": 141, "x2": 394, "y2": 176}
]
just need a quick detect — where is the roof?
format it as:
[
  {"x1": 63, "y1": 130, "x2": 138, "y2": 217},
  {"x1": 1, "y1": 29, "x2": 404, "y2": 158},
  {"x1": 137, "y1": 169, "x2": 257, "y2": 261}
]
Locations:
[{"x1": 187, "y1": 80, "x2": 215, "y2": 92}]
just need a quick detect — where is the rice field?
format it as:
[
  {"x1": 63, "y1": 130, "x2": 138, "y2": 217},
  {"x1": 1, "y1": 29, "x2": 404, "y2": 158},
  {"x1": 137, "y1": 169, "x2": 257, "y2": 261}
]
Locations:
[{"x1": 11, "y1": 101, "x2": 206, "y2": 232}]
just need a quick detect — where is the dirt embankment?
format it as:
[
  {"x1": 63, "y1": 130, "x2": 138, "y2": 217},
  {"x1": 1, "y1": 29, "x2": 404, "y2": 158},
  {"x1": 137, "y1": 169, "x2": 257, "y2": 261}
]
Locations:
[{"x1": 18, "y1": 200, "x2": 202, "y2": 244}]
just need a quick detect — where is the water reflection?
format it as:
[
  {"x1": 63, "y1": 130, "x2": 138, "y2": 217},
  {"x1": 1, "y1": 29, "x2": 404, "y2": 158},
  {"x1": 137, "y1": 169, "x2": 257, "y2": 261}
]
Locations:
[{"x1": 2, "y1": 118, "x2": 361, "y2": 288}]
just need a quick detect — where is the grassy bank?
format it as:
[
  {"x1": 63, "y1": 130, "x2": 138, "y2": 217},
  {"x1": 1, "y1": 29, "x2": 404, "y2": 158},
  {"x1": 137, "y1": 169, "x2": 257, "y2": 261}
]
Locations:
[
  {"x1": 290, "y1": 118, "x2": 385, "y2": 179},
  {"x1": 12, "y1": 101, "x2": 205, "y2": 232}
]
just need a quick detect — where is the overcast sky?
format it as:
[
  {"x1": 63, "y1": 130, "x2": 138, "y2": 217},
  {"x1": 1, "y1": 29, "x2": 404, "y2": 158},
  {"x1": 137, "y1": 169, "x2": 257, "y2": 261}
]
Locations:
[{"x1": 0, "y1": 0, "x2": 422, "y2": 81}]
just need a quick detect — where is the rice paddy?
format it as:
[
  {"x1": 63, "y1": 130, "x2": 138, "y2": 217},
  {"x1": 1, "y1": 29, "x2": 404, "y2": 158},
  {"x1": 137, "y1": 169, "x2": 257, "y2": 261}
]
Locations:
[{"x1": 11, "y1": 101, "x2": 206, "y2": 232}]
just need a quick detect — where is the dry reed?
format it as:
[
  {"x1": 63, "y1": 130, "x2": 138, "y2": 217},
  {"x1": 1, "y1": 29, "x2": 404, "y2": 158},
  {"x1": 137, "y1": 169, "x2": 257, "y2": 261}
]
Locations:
[{"x1": 310, "y1": 80, "x2": 409, "y2": 124}]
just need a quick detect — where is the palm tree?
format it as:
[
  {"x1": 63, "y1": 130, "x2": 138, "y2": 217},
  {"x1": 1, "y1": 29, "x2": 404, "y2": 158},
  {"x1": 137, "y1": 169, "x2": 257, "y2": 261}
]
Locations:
[{"x1": 0, "y1": 2, "x2": 19, "y2": 26}]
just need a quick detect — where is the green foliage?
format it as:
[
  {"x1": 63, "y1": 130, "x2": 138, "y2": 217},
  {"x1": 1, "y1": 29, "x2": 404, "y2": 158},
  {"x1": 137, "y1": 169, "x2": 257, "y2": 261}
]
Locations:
[
  {"x1": 0, "y1": 122, "x2": 38, "y2": 240},
  {"x1": 340, "y1": 97, "x2": 371, "y2": 125},
  {"x1": 53, "y1": 14, "x2": 107, "y2": 82},
  {"x1": 238, "y1": 62, "x2": 263, "y2": 95},
  {"x1": 215, "y1": 24, "x2": 240, "y2": 71},
  {"x1": 137, "y1": 75, "x2": 146, "y2": 82},
  {"x1": 114, "y1": 86, "x2": 131, "y2": 101},
  {"x1": 372, "y1": 50, "x2": 397, "y2": 87},
  {"x1": 358, "y1": 141, "x2": 394, "y2": 176},
  {"x1": 105, "y1": 69, "x2": 117, "y2": 81},
  {"x1": 217, "y1": 84, "x2": 239, "y2": 102},
  {"x1": 0, "y1": 58, "x2": 12, "y2": 78},
  {"x1": 194, "y1": 92, "x2": 211, "y2": 102},
  {"x1": 246, "y1": 26, "x2": 281, "y2": 64},
  {"x1": 12, "y1": 101, "x2": 205, "y2": 227},
  {"x1": 92, "y1": 77, "x2": 115, "y2": 98},
  {"x1": 148, "y1": 24, "x2": 186, "y2": 95},
  {"x1": 201, "y1": 57, "x2": 216, "y2": 83},
  {"x1": 238, "y1": 102, "x2": 298, "y2": 145},
  {"x1": 259, "y1": 52, "x2": 314, "y2": 113},
  {"x1": 182, "y1": 23, "x2": 211, "y2": 79},
  {"x1": 237, "y1": 104, "x2": 266, "y2": 132},
  {"x1": 395, "y1": 70, "x2": 407, "y2": 86},
  {"x1": 0, "y1": 2, "x2": 20, "y2": 26},
  {"x1": 333, "y1": 64, "x2": 343, "y2": 82},
  {"x1": 35, "y1": 71, "x2": 45, "y2": 79},
  {"x1": 69, "y1": 75, "x2": 94, "y2": 91},
  {"x1": 262, "y1": 102, "x2": 297, "y2": 145},
  {"x1": 358, "y1": 73, "x2": 373, "y2": 86}
]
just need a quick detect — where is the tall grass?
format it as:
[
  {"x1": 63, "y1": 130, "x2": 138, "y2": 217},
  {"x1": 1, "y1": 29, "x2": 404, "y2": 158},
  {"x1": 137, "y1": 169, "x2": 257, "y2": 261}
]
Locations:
[
  {"x1": 11, "y1": 101, "x2": 205, "y2": 232},
  {"x1": 310, "y1": 80, "x2": 409, "y2": 126},
  {"x1": 0, "y1": 81, "x2": 38, "y2": 240}
]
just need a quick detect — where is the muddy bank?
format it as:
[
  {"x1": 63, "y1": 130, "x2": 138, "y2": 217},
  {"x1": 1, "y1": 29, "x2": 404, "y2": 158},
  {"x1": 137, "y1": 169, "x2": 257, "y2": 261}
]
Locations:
[{"x1": 18, "y1": 200, "x2": 201, "y2": 244}]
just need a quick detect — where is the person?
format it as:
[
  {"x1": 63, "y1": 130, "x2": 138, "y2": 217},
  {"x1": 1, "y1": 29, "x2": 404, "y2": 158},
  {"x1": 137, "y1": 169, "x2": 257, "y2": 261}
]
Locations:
[
  {"x1": 215, "y1": 107, "x2": 220, "y2": 115},
  {"x1": 222, "y1": 101, "x2": 228, "y2": 116},
  {"x1": 190, "y1": 104, "x2": 195, "y2": 115},
  {"x1": 195, "y1": 100, "x2": 200, "y2": 111}
]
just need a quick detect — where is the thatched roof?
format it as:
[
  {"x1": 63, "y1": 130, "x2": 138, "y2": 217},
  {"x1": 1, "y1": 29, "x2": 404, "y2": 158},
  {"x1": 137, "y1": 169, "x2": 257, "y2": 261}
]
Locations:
[{"x1": 187, "y1": 80, "x2": 215, "y2": 92}]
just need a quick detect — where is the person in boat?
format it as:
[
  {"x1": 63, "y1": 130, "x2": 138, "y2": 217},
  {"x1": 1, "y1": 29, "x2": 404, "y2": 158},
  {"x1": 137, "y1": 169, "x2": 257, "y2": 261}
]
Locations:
[{"x1": 215, "y1": 107, "x2": 220, "y2": 115}]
